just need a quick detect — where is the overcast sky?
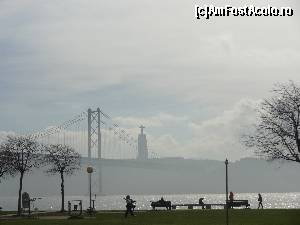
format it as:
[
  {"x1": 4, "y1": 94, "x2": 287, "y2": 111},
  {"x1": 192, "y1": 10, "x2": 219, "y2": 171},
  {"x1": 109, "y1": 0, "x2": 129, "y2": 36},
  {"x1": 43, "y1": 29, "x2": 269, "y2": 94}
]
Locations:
[{"x1": 0, "y1": 0, "x2": 299, "y2": 161}]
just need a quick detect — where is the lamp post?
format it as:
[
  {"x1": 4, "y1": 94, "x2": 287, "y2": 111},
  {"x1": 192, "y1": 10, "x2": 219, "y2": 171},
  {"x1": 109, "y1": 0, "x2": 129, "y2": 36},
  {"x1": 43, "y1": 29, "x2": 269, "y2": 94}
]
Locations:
[
  {"x1": 225, "y1": 158, "x2": 229, "y2": 225},
  {"x1": 87, "y1": 166, "x2": 93, "y2": 211}
]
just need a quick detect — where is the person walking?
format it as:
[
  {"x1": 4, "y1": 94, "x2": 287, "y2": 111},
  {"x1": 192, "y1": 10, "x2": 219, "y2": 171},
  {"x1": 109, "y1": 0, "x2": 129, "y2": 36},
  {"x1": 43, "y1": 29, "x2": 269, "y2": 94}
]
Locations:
[
  {"x1": 258, "y1": 193, "x2": 263, "y2": 209},
  {"x1": 229, "y1": 191, "x2": 234, "y2": 209},
  {"x1": 124, "y1": 195, "x2": 136, "y2": 217}
]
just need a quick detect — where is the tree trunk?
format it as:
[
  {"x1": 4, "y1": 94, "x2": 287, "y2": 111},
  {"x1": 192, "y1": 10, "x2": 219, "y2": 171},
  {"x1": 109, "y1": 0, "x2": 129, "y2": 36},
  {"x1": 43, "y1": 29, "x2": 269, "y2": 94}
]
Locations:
[
  {"x1": 17, "y1": 172, "x2": 24, "y2": 216},
  {"x1": 60, "y1": 171, "x2": 65, "y2": 212}
]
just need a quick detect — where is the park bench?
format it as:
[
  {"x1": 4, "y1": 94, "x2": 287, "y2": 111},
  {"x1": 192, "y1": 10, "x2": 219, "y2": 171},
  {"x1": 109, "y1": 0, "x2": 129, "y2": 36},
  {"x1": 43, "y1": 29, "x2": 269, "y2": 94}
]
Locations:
[
  {"x1": 172, "y1": 203, "x2": 226, "y2": 209},
  {"x1": 227, "y1": 200, "x2": 250, "y2": 209},
  {"x1": 172, "y1": 203, "x2": 204, "y2": 209},
  {"x1": 172, "y1": 198, "x2": 226, "y2": 210},
  {"x1": 151, "y1": 200, "x2": 172, "y2": 210}
]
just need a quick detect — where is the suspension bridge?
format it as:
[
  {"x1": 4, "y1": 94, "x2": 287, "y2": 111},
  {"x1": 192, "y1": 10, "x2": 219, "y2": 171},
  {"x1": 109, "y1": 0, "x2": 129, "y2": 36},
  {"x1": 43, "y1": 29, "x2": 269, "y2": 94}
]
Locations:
[{"x1": 26, "y1": 108, "x2": 155, "y2": 194}]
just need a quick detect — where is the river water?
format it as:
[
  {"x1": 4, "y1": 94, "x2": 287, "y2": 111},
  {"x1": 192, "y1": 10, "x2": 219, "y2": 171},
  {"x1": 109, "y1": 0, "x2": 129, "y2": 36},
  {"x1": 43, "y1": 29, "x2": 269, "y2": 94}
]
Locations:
[{"x1": 0, "y1": 192, "x2": 299, "y2": 211}]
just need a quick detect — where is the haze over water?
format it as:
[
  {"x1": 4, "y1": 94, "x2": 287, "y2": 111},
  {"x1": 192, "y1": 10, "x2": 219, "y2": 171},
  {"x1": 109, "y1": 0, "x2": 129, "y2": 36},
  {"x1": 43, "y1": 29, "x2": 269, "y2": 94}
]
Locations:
[{"x1": 1, "y1": 193, "x2": 299, "y2": 211}]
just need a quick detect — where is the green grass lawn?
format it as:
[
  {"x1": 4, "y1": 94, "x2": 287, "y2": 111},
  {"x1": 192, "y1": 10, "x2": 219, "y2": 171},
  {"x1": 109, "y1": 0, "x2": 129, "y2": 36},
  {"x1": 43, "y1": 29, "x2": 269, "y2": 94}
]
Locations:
[
  {"x1": 0, "y1": 211, "x2": 15, "y2": 216},
  {"x1": 1, "y1": 209, "x2": 299, "y2": 225}
]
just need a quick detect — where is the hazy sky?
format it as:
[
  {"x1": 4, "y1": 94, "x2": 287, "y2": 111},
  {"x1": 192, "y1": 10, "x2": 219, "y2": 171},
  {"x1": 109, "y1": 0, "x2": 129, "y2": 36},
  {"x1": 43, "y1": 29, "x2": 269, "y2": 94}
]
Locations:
[{"x1": 0, "y1": 0, "x2": 299, "y2": 160}]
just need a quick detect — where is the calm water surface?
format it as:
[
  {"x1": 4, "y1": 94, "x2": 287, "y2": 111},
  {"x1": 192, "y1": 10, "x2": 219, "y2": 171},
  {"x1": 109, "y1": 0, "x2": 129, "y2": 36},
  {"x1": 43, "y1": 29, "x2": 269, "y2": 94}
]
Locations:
[{"x1": 0, "y1": 193, "x2": 299, "y2": 211}]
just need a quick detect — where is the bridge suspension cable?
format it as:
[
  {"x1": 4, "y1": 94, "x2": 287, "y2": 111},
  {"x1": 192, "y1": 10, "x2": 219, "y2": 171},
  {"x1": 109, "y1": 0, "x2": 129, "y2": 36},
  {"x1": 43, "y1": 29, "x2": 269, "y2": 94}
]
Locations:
[{"x1": 26, "y1": 108, "x2": 139, "y2": 160}]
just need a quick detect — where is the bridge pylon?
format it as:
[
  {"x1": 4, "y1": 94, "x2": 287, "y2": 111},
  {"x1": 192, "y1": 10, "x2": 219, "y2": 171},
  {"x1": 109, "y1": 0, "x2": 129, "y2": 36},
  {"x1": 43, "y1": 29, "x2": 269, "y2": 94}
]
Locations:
[{"x1": 87, "y1": 108, "x2": 102, "y2": 194}]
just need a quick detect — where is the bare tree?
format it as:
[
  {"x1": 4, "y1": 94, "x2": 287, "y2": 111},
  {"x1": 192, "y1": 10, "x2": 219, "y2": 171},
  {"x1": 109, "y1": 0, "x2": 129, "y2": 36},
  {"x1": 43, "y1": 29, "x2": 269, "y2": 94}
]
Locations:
[
  {"x1": 0, "y1": 136, "x2": 42, "y2": 215},
  {"x1": 243, "y1": 81, "x2": 300, "y2": 163},
  {"x1": 43, "y1": 144, "x2": 81, "y2": 212},
  {"x1": 0, "y1": 147, "x2": 16, "y2": 181}
]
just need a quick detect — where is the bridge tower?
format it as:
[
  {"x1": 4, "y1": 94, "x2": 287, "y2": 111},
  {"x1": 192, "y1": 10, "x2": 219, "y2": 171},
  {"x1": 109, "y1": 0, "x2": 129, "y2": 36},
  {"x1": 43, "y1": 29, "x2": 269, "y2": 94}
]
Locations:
[
  {"x1": 87, "y1": 108, "x2": 102, "y2": 194},
  {"x1": 137, "y1": 125, "x2": 148, "y2": 160}
]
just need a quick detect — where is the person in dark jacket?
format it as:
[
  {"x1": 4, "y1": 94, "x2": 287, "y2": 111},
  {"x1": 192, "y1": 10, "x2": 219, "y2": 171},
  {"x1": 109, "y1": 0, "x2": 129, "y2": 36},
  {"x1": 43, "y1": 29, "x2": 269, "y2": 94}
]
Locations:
[
  {"x1": 258, "y1": 193, "x2": 263, "y2": 209},
  {"x1": 124, "y1": 195, "x2": 136, "y2": 217},
  {"x1": 229, "y1": 191, "x2": 234, "y2": 209}
]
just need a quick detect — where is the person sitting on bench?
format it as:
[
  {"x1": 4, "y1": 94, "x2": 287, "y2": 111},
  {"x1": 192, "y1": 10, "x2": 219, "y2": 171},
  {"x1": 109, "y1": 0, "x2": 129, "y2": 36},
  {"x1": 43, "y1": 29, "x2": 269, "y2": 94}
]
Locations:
[
  {"x1": 199, "y1": 198, "x2": 204, "y2": 206},
  {"x1": 199, "y1": 198, "x2": 205, "y2": 209}
]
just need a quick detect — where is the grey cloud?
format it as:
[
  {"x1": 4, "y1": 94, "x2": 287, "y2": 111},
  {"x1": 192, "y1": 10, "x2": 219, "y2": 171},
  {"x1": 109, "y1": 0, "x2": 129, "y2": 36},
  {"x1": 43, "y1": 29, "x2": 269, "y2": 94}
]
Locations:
[{"x1": 0, "y1": 0, "x2": 299, "y2": 160}]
